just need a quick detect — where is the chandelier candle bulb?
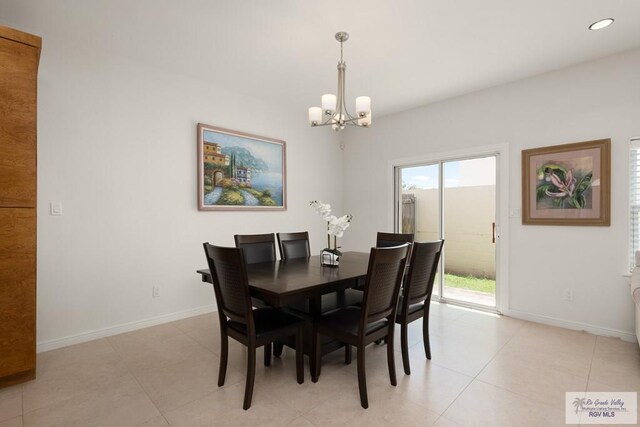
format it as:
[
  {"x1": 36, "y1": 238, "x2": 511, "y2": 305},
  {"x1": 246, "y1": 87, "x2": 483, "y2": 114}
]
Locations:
[
  {"x1": 308, "y1": 107, "x2": 322, "y2": 125},
  {"x1": 355, "y1": 96, "x2": 371, "y2": 116},
  {"x1": 321, "y1": 94, "x2": 337, "y2": 114}
]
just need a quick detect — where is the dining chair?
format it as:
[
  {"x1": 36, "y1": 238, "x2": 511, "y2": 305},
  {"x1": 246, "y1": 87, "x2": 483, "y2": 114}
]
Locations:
[
  {"x1": 234, "y1": 233, "x2": 278, "y2": 359},
  {"x1": 352, "y1": 231, "x2": 414, "y2": 293},
  {"x1": 271, "y1": 232, "x2": 310, "y2": 357},
  {"x1": 396, "y1": 240, "x2": 444, "y2": 375},
  {"x1": 311, "y1": 244, "x2": 410, "y2": 409},
  {"x1": 203, "y1": 243, "x2": 304, "y2": 410},
  {"x1": 234, "y1": 233, "x2": 277, "y2": 264},
  {"x1": 275, "y1": 230, "x2": 361, "y2": 361},
  {"x1": 276, "y1": 231, "x2": 311, "y2": 260}
]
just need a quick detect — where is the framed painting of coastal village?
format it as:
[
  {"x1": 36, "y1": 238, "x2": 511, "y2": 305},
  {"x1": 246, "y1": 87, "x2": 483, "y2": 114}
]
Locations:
[
  {"x1": 197, "y1": 123, "x2": 287, "y2": 211},
  {"x1": 522, "y1": 138, "x2": 610, "y2": 226}
]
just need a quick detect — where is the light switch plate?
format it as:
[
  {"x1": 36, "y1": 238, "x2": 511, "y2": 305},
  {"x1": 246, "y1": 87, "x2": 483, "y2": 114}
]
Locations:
[
  {"x1": 509, "y1": 208, "x2": 521, "y2": 218},
  {"x1": 50, "y1": 202, "x2": 63, "y2": 216}
]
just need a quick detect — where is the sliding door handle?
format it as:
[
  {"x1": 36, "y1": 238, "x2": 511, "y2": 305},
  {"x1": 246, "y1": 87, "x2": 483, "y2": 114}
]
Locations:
[{"x1": 492, "y1": 222, "x2": 496, "y2": 243}]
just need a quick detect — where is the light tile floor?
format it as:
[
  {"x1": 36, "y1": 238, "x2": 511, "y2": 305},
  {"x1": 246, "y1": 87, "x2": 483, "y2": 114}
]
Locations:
[{"x1": 1, "y1": 303, "x2": 639, "y2": 426}]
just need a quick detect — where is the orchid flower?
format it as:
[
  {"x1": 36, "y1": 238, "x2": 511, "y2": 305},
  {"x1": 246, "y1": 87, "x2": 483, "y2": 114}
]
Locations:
[
  {"x1": 310, "y1": 200, "x2": 332, "y2": 221},
  {"x1": 328, "y1": 214, "x2": 352, "y2": 238},
  {"x1": 310, "y1": 201, "x2": 353, "y2": 250},
  {"x1": 545, "y1": 169, "x2": 576, "y2": 198}
]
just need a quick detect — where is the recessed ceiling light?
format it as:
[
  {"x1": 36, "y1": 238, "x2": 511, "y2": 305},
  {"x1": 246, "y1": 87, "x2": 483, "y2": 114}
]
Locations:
[{"x1": 589, "y1": 18, "x2": 614, "y2": 31}]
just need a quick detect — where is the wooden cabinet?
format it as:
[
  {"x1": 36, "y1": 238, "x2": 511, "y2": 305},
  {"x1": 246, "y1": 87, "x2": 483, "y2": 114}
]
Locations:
[{"x1": 0, "y1": 25, "x2": 40, "y2": 388}]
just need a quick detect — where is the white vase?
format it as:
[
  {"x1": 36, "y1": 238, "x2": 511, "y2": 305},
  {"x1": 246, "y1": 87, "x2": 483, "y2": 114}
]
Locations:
[{"x1": 320, "y1": 249, "x2": 340, "y2": 267}]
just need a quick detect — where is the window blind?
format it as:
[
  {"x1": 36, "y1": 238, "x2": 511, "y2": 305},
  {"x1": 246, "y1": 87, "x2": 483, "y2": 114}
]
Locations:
[{"x1": 630, "y1": 138, "x2": 640, "y2": 271}]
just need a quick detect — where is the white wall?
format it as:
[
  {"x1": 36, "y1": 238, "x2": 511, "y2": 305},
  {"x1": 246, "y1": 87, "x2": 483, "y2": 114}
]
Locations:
[
  {"x1": 342, "y1": 49, "x2": 640, "y2": 340},
  {"x1": 3, "y1": 5, "x2": 639, "y2": 350},
  {"x1": 0, "y1": 17, "x2": 342, "y2": 350}
]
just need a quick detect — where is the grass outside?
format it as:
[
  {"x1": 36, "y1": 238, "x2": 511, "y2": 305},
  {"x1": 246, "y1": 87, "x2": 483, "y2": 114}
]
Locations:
[{"x1": 444, "y1": 273, "x2": 495, "y2": 294}]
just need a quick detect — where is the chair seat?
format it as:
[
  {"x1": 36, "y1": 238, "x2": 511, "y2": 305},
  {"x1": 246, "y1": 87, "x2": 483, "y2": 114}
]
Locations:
[
  {"x1": 396, "y1": 296, "x2": 424, "y2": 320},
  {"x1": 317, "y1": 306, "x2": 388, "y2": 338},
  {"x1": 228, "y1": 308, "x2": 303, "y2": 340}
]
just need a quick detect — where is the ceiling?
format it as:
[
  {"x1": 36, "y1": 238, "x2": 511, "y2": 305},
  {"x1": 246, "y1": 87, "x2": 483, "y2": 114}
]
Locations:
[{"x1": 3, "y1": 0, "x2": 640, "y2": 117}]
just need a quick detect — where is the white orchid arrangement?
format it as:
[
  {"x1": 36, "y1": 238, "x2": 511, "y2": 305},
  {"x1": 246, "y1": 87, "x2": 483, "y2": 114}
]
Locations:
[{"x1": 310, "y1": 200, "x2": 352, "y2": 256}]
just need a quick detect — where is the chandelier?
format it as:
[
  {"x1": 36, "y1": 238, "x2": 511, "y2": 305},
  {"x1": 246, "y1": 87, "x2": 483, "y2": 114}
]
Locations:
[{"x1": 307, "y1": 32, "x2": 372, "y2": 131}]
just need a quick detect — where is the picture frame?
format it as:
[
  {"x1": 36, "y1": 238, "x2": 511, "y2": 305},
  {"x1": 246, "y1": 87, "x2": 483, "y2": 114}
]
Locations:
[
  {"x1": 197, "y1": 123, "x2": 287, "y2": 211},
  {"x1": 522, "y1": 138, "x2": 610, "y2": 226}
]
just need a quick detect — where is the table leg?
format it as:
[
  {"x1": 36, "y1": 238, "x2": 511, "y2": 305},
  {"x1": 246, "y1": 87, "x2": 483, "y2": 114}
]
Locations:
[
  {"x1": 309, "y1": 295, "x2": 322, "y2": 380},
  {"x1": 273, "y1": 341, "x2": 283, "y2": 357}
]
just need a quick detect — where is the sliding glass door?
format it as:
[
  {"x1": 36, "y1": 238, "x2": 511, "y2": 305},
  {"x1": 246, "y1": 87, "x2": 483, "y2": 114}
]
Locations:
[{"x1": 396, "y1": 154, "x2": 499, "y2": 310}]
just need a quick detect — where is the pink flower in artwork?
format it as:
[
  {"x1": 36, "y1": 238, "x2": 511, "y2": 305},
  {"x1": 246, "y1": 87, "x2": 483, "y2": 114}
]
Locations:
[{"x1": 545, "y1": 169, "x2": 576, "y2": 198}]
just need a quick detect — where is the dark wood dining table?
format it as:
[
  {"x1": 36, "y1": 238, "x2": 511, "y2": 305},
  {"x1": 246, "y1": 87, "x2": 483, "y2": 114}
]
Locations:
[{"x1": 197, "y1": 251, "x2": 370, "y2": 373}]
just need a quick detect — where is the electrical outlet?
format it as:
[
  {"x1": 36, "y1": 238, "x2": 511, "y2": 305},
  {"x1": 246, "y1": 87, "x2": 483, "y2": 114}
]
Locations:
[
  {"x1": 563, "y1": 289, "x2": 573, "y2": 301},
  {"x1": 152, "y1": 286, "x2": 161, "y2": 298}
]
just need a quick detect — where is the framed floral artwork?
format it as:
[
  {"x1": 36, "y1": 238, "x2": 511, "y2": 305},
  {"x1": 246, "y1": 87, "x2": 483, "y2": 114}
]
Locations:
[
  {"x1": 522, "y1": 139, "x2": 610, "y2": 226},
  {"x1": 197, "y1": 123, "x2": 287, "y2": 211}
]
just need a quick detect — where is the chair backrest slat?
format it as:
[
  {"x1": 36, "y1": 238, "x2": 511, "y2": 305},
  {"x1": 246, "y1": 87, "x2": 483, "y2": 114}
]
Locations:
[
  {"x1": 234, "y1": 233, "x2": 276, "y2": 264},
  {"x1": 277, "y1": 232, "x2": 311, "y2": 260},
  {"x1": 203, "y1": 243, "x2": 254, "y2": 326},
  {"x1": 404, "y1": 240, "x2": 444, "y2": 307},
  {"x1": 360, "y1": 244, "x2": 410, "y2": 326},
  {"x1": 376, "y1": 232, "x2": 415, "y2": 248}
]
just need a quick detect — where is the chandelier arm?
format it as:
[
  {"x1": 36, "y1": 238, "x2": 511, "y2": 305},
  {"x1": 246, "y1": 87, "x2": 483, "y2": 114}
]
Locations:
[
  {"x1": 340, "y1": 104, "x2": 358, "y2": 121},
  {"x1": 319, "y1": 115, "x2": 335, "y2": 126},
  {"x1": 342, "y1": 108, "x2": 358, "y2": 121},
  {"x1": 311, "y1": 109, "x2": 338, "y2": 127},
  {"x1": 343, "y1": 118, "x2": 363, "y2": 126},
  {"x1": 312, "y1": 121, "x2": 338, "y2": 128}
]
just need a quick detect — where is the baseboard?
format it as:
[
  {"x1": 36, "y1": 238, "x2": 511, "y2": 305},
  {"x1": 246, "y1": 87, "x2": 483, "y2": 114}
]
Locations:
[
  {"x1": 36, "y1": 304, "x2": 217, "y2": 353},
  {"x1": 504, "y1": 308, "x2": 638, "y2": 343},
  {"x1": 36, "y1": 304, "x2": 637, "y2": 352}
]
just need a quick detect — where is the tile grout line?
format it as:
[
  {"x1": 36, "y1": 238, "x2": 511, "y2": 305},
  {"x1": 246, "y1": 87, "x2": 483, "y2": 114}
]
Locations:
[
  {"x1": 473, "y1": 377, "x2": 567, "y2": 413},
  {"x1": 467, "y1": 327, "x2": 596, "y2": 414},
  {"x1": 433, "y1": 318, "x2": 528, "y2": 420},
  {"x1": 103, "y1": 327, "x2": 197, "y2": 426},
  {"x1": 103, "y1": 335, "x2": 166, "y2": 423},
  {"x1": 574, "y1": 332, "x2": 597, "y2": 427},
  {"x1": 435, "y1": 375, "x2": 475, "y2": 422},
  {"x1": 130, "y1": 321, "x2": 246, "y2": 421},
  {"x1": 578, "y1": 335, "x2": 601, "y2": 427},
  {"x1": 472, "y1": 319, "x2": 528, "y2": 379},
  {"x1": 22, "y1": 340, "x2": 128, "y2": 417},
  {"x1": 584, "y1": 335, "x2": 598, "y2": 392},
  {"x1": 431, "y1": 415, "x2": 456, "y2": 427},
  {"x1": 302, "y1": 414, "x2": 320, "y2": 426},
  {"x1": 466, "y1": 326, "x2": 600, "y2": 422}
]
